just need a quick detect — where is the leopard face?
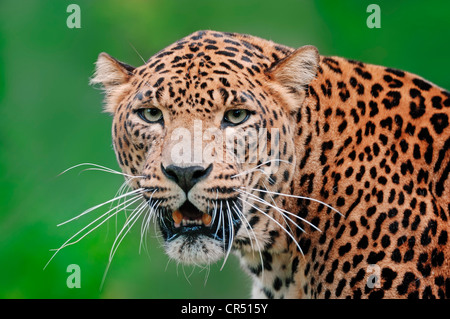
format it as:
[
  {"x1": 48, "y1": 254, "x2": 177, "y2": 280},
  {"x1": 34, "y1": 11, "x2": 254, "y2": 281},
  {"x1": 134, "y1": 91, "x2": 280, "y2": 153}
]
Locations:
[
  {"x1": 91, "y1": 30, "x2": 450, "y2": 299},
  {"x1": 91, "y1": 30, "x2": 316, "y2": 266}
]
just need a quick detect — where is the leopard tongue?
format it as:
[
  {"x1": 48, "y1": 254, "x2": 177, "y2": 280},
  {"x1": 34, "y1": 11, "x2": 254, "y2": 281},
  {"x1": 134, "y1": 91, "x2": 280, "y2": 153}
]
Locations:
[{"x1": 171, "y1": 210, "x2": 212, "y2": 228}]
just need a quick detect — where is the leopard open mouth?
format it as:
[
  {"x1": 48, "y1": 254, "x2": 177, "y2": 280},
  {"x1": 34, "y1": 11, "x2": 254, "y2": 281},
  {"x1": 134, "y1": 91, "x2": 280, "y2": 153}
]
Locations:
[{"x1": 158, "y1": 199, "x2": 241, "y2": 247}]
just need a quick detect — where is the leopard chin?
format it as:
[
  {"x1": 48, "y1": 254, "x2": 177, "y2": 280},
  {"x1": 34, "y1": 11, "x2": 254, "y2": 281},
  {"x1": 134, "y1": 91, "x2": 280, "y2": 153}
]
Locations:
[{"x1": 164, "y1": 235, "x2": 225, "y2": 265}]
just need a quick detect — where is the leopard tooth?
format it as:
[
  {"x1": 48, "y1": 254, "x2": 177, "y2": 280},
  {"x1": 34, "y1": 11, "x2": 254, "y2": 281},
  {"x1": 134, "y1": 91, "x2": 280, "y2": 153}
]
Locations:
[
  {"x1": 202, "y1": 213, "x2": 212, "y2": 226},
  {"x1": 173, "y1": 211, "x2": 211, "y2": 227},
  {"x1": 172, "y1": 210, "x2": 182, "y2": 228}
]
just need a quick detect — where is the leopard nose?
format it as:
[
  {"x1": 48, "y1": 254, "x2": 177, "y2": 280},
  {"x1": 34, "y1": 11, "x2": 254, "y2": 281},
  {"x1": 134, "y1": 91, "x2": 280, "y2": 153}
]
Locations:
[{"x1": 161, "y1": 164, "x2": 213, "y2": 193}]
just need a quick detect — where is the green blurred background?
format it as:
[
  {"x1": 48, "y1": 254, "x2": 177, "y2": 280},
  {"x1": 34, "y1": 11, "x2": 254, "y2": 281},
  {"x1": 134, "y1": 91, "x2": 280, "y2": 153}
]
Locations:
[{"x1": 0, "y1": 0, "x2": 448, "y2": 299}]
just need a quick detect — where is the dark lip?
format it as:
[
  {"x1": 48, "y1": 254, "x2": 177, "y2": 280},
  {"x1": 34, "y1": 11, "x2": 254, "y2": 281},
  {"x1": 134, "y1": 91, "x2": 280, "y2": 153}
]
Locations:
[{"x1": 158, "y1": 199, "x2": 241, "y2": 247}]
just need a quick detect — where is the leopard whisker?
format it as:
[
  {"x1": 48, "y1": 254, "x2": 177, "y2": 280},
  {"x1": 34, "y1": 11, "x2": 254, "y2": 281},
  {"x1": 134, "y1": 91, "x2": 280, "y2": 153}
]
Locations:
[
  {"x1": 140, "y1": 199, "x2": 160, "y2": 255},
  {"x1": 181, "y1": 263, "x2": 195, "y2": 285},
  {"x1": 210, "y1": 200, "x2": 218, "y2": 227},
  {"x1": 232, "y1": 201, "x2": 255, "y2": 251},
  {"x1": 214, "y1": 201, "x2": 222, "y2": 239},
  {"x1": 210, "y1": 188, "x2": 220, "y2": 225},
  {"x1": 101, "y1": 196, "x2": 148, "y2": 289},
  {"x1": 138, "y1": 191, "x2": 157, "y2": 241},
  {"x1": 232, "y1": 201, "x2": 265, "y2": 281},
  {"x1": 138, "y1": 203, "x2": 151, "y2": 255},
  {"x1": 137, "y1": 200, "x2": 153, "y2": 254},
  {"x1": 108, "y1": 179, "x2": 134, "y2": 237},
  {"x1": 68, "y1": 196, "x2": 143, "y2": 249},
  {"x1": 145, "y1": 203, "x2": 162, "y2": 252},
  {"x1": 261, "y1": 180, "x2": 298, "y2": 237},
  {"x1": 141, "y1": 203, "x2": 155, "y2": 252},
  {"x1": 239, "y1": 190, "x2": 307, "y2": 236},
  {"x1": 238, "y1": 196, "x2": 305, "y2": 256},
  {"x1": 58, "y1": 162, "x2": 143, "y2": 179},
  {"x1": 238, "y1": 188, "x2": 322, "y2": 233},
  {"x1": 220, "y1": 200, "x2": 234, "y2": 271},
  {"x1": 44, "y1": 195, "x2": 142, "y2": 270},
  {"x1": 140, "y1": 201, "x2": 157, "y2": 255},
  {"x1": 57, "y1": 188, "x2": 145, "y2": 226},
  {"x1": 220, "y1": 201, "x2": 225, "y2": 249},
  {"x1": 232, "y1": 168, "x2": 271, "y2": 179},
  {"x1": 231, "y1": 159, "x2": 292, "y2": 179},
  {"x1": 109, "y1": 200, "x2": 146, "y2": 261},
  {"x1": 243, "y1": 187, "x2": 343, "y2": 217},
  {"x1": 80, "y1": 167, "x2": 143, "y2": 179},
  {"x1": 128, "y1": 41, "x2": 147, "y2": 65},
  {"x1": 202, "y1": 263, "x2": 211, "y2": 287}
]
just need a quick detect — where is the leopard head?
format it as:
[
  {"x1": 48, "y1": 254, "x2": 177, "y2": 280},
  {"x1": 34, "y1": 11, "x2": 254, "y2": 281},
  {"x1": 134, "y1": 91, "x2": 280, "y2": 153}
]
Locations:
[{"x1": 91, "y1": 30, "x2": 319, "y2": 265}]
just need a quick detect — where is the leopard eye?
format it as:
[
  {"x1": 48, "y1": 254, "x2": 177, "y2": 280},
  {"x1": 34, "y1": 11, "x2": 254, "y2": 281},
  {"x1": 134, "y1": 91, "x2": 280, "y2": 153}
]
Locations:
[
  {"x1": 137, "y1": 108, "x2": 163, "y2": 123},
  {"x1": 223, "y1": 109, "x2": 250, "y2": 125}
]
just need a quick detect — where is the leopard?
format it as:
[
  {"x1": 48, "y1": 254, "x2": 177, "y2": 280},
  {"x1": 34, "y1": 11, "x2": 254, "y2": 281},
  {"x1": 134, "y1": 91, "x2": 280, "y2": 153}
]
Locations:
[{"x1": 90, "y1": 30, "x2": 450, "y2": 299}]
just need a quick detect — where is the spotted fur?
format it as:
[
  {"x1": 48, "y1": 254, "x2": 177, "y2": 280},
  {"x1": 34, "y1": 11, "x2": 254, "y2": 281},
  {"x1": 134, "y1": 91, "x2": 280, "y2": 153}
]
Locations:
[{"x1": 91, "y1": 30, "x2": 450, "y2": 299}]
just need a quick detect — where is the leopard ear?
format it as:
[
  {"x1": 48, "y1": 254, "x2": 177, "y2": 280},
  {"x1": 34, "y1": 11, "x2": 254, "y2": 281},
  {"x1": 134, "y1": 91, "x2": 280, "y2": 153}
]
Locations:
[
  {"x1": 267, "y1": 45, "x2": 319, "y2": 107},
  {"x1": 90, "y1": 52, "x2": 135, "y2": 113}
]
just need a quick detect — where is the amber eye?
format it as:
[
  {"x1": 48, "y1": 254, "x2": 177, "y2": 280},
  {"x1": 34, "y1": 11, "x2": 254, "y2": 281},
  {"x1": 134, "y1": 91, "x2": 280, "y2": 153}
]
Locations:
[
  {"x1": 137, "y1": 108, "x2": 163, "y2": 123},
  {"x1": 223, "y1": 109, "x2": 250, "y2": 125}
]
